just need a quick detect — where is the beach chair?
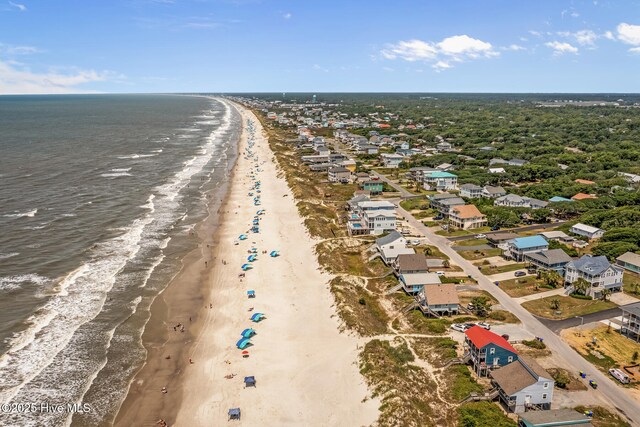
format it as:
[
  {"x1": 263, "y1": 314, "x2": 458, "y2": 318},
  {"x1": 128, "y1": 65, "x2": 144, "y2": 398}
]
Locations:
[
  {"x1": 228, "y1": 408, "x2": 241, "y2": 420},
  {"x1": 247, "y1": 290, "x2": 256, "y2": 298}
]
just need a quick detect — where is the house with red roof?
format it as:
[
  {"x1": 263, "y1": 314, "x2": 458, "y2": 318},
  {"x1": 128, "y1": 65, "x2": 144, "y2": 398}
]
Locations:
[{"x1": 464, "y1": 326, "x2": 518, "y2": 376}]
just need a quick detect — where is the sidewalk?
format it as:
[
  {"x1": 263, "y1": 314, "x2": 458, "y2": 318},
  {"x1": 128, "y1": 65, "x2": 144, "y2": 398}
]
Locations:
[{"x1": 513, "y1": 287, "x2": 566, "y2": 303}]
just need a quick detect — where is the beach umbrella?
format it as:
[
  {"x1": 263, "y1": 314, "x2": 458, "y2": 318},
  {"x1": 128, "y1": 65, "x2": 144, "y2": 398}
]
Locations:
[
  {"x1": 239, "y1": 234, "x2": 248, "y2": 240},
  {"x1": 236, "y1": 338, "x2": 251, "y2": 349},
  {"x1": 247, "y1": 290, "x2": 256, "y2": 298},
  {"x1": 241, "y1": 328, "x2": 256, "y2": 338},
  {"x1": 248, "y1": 254, "x2": 257, "y2": 262},
  {"x1": 250, "y1": 313, "x2": 265, "y2": 322},
  {"x1": 270, "y1": 250, "x2": 279, "y2": 257},
  {"x1": 241, "y1": 264, "x2": 252, "y2": 271}
]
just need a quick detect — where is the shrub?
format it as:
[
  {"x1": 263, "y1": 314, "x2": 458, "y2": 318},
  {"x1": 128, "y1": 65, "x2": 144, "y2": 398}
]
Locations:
[
  {"x1": 570, "y1": 293, "x2": 593, "y2": 300},
  {"x1": 522, "y1": 339, "x2": 547, "y2": 350}
]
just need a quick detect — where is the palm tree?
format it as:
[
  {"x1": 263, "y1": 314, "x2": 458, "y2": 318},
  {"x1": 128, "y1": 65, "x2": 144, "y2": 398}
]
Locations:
[
  {"x1": 550, "y1": 298, "x2": 561, "y2": 310},
  {"x1": 546, "y1": 270, "x2": 563, "y2": 289},
  {"x1": 572, "y1": 278, "x2": 591, "y2": 296},
  {"x1": 601, "y1": 288, "x2": 612, "y2": 302},
  {"x1": 424, "y1": 247, "x2": 433, "y2": 256}
]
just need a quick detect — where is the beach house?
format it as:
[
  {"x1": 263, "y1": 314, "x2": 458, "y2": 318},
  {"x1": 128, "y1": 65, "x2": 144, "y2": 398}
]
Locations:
[
  {"x1": 482, "y1": 185, "x2": 507, "y2": 199},
  {"x1": 524, "y1": 249, "x2": 573, "y2": 273},
  {"x1": 418, "y1": 283, "x2": 460, "y2": 316},
  {"x1": 449, "y1": 205, "x2": 487, "y2": 230},
  {"x1": 327, "y1": 167, "x2": 351, "y2": 183},
  {"x1": 490, "y1": 355, "x2": 554, "y2": 413},
  {"x1": 375, "y1": 231, "x2": 414, "y2": 265},
  {"x1": 464, "y1": 326, "x2": 519, "y2": 376},
  {"x1": 399, "y1": 272, "x2": 441, "y2": 294},
  {"x1": 429, "y1": 194, "x2": 465, "y2": 217},
  {"x1": 495, "y1": 194, "x2": 530, "y2": 208},
  {"x1": 348, "y1": 200, "x2": 396, "y2": 236},
  {"x1": 616, "y1": 252, "x2": 640, "y2": 274},
  {"x1": 380, "y1": 153, "x2": 404, "y2": 168},
  {"x1": 517, "y1": 409, "x2": 592, "y2": 427},
  {"x1": 394, "y1": 253, "x2": 429, "y2": 276},
  {"x1": 620, "y1": 302, "x2": 640, "y2": 343},
  {"x1": 459, "y1": 183, "x2": 483, "y2": 198},
  {"x1": 505, "y1": 236, "x2": 549, "y2": 262},
  {"x1": 361, "y1": 180, "x2": 384, "y2": 194},
  {"x1": 564, "y1": 255, "x2": 623, "y2": 298},
  {"x1": 569, "y1": 223, "x2": 604, "y2": 240},
  {"x1": 423, "y1": 171, "x2": 458, "y2": 191}
]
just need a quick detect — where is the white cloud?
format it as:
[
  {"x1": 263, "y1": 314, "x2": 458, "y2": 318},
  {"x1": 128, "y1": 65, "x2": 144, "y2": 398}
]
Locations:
[
  {"x1": 282, "y1": 12, "x2": 291, "y2": 19},
  {"x1": 0, "y1": 60, "x2": 114, "y2": 94},
  {"x1": 617, "y1": 23, "x2": 640, "y2": 47},
  {"x1": 8, "y1": 1, "x2": 26, "y2": 11},
  {"x1": 630, "y1": 47, "x2": 640, "y2": 54},
  {"x1": 545, "y1": 41, "x2": 579, "y2": 55},
  {"x1": 381, "y1": 35, "x2": 498, "y2": 70},
  {"x1": 381, "y1": 39, "x2": 438, "y2": 61},
  {"x1": 503, "y1": 44, "x2": 526, "y2": 51},
  {"x1": 603, "y1": 31, "x2": 615, "y2": 40},
  {"x1": 573, "y1": 30, "x2": 598, "y2": 46},
  {"x1": 0, "y1": 43, "x2": 40, "y2": 55}
]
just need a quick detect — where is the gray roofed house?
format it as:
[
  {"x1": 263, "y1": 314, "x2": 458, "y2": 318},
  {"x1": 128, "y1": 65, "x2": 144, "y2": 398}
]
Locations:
[
  {"x1": 564, "y1": 255, "x2": 624, "y2": 298},
  {"x1": 620, "y1": 302, "x2": 640, "y2": 342},
  {"x1": 495, "y1": 194, "x2": 530, "y2": 208},
  {"x1": 460, "y1": 183, "x2": 483, "y2": 198},
  {"x1": 616, "y1": 251, "x2": 640, "y2": 274},
  {"x1": 490, "y1": 355, "x2": 554, "y2": 413},
  {"x1": 376, "y1": 230, "x2": 404, "y2": 248},
  {"x1": 490, "y1": 158, "x2": 508, "y2": 165},
  {"x1": 527, "y1": 198, "x2": 549, "y2": 209},
  {"x1": 525, "y1": 249, "x2": 573, "y2": 273},
  {"x1": 508, "y1": 158, "x2": 528, "y2": 166},
  {"x1": 395, "y1": 253, "x2": 429, "y2": 274},
  {"x1": 347, "y1": 194, "x2": 370, "y2": 210},
  {"x1": 482, "y1": 185, "x2": 507, "y2": 198}
]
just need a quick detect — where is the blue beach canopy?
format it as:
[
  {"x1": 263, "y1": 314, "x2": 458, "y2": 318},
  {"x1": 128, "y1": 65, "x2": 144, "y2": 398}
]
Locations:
[
  {"x1": 250, "y1": 313, "x2": 264, "y2": 322},
  {"x1": 236, "y1": 338, "x2": 251, "y2": 349},
  {"x1": 244, "y1": 376, "x2": 256, "y2": 386},
  {"x1": 241, "y1": 328, "x2": 256, "y2": 338},
  {"x1": 247, "y1": 290, "x2": 255, "y2": 297},
  {"x1": 241, "y1": 264, "x2": 252, "y2": 271},
  {"x1": 248, "y1": 254, "x2": 257, "y2": 262},
  {"x1": 270, "y1": 250, "x2": 279, "y2": 257},
  {"x1": 239, "y1": 234, "x2": 247, "y2": 240}
]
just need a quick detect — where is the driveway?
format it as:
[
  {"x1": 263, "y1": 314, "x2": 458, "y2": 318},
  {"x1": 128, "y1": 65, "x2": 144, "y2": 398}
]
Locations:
[
  {"x1": 487, "y1": 270, "x2": 530, "y2": 282},
  {"x1": 395, "y1": 204, "x2": 640, "y2": 425},
  {"x1": 370, "y1": 171, "x2": 416, "y2": 199},
  {"x1": 513, "y1": 287, "x2": 566, "y2": 303},
  {"x1": 536, "y1": 307, "x2": 623, "y2": 333}
]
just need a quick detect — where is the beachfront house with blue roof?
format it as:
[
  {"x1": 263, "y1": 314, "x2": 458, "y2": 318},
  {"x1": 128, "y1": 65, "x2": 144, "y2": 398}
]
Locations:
[
  {"x1": 505, "y1": 236, "x2": 549, "y2": 262},
  {"x1": 423, "y1": 171, "x2": 458, "y2": 191}
]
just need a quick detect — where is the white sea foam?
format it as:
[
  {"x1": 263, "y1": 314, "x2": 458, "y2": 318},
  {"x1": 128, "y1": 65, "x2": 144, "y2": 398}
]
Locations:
[
  {"x1": 116, "y1": 154, "x2": 157, "y2": 160},
  {"x1": 4, "y1": 208, "x2": 38, "y2": 218},
  {"x1": 100, "y1": 172, "x2": 132, "y2": 178},
  {"x1": 0, "y1": 274, "x2": 50, "y2": 292},
  {"x1": 0, "y1": 252, "x2": 19, "y2": 261},
  {"x1": 110, "y1": 168, "x2": 131, "y2": 172},
  {"x1": 0, "y1": 99, "x2": 236, "y2": 418}
]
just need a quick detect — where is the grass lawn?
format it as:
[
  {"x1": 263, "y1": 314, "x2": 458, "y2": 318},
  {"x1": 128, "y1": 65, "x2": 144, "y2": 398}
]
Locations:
[
  {"x1": 522, "y1": 296, "x2": 617, "y2": 320},
  {"x1": 458, "y1": 402, "x2": 516, "y2": 427},
  {"x1": 436, "y1": 228, "x2": 474, "y2": 237},
  {"x1": 623, "y1": 270, "x2": 640, "y2": 297},
  {"x1": 399, "y1": 196, "x2": 429, "y2": 211},
  {"x1": 499, "y1": 276, "x2": 549, "y2": 298},
  {"x1": 418, "y1": 244, "x2": 449, "y2": 260},
  {"x1": 455, "y1": 238, "x2": 489, "y2": 247},
  {"x1": 459, "y1": 248, "x2": 502, "y2": 260},
  {"x1": 475, "y1": 262, "x2": 527, "y2": 275}
]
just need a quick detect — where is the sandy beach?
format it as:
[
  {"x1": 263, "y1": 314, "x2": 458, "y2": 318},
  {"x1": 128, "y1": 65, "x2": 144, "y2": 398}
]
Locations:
[{"x1": 116, "y1": 101, "x2": 378, "y2": 426}]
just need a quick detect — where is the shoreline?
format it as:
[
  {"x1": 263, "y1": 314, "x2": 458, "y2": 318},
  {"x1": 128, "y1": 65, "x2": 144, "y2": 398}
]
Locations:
[
  {"x1": 115, "y1": 101, "x2": 379, "y2": 426},
  {"x1": 113, "y1": 98, "x2": 240, "y2": 426}
]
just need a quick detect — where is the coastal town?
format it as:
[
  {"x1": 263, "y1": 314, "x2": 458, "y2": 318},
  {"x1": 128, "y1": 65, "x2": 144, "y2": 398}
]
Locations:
[{"x1": 230, "y1": 94, "x2": 640, "y2": 427}]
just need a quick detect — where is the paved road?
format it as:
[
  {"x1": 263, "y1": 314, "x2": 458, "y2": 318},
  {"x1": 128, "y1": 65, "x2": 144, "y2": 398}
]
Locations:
[
  {"x1": 396, "y1": 204, "x2": 640, "y2": 425},
  {"x1": 537, "y1": 307, "x2": 622, "y2": 334},
  {"x1": 447, "y1": 222, "x2": 566, "y2": 242}
]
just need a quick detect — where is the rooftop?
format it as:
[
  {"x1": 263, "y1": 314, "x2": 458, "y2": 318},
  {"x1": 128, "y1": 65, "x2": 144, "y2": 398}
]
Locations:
[
  {"x1": 617, "y1": 251, "x2": 640, "y2": 266},
  {"x1": 423, "y1": 283, "x2": 459, "y2": 305},
  {"x1": 510, "y1": 235, "x2": 549, "y2": 250},
  {"x1": 570, "y1": 223, "x2": 602, "y2": 234},
  {"x1": 465, "y1": 325, "x2": 517, "y2": 353},
  {"x1": 567, "y1": 254, "x2": 614, "y2": 275},
  {"x1": 396, "y1": 253, "x2": 429, "y2": 272},
  {"x1": 376, "y1": 230, "x2": 403, "y2": 247},
  {"x1": 526, "y1": 249, "x2": 573, "y2": 265},
  {"x1": 518, "y1": 408, "x2": 591, "y2": 425},
  {"x1": 490, "y1": 355, "x2": 551, "y2": 395},
  {"x1": 451, "y1": 204, "x2": 485, "y2": 219},
  {"x1": 425, "y1": 171, "x2": 457, "y2": 178},
  {"x1": 571, "y1": 192, "x2": 597, "y2": 200},
  {"x1": 621, "y1": 302, "x2": 640, "y2": 317},
  {"x1": 549, "y1": 196, "x2": 573, "y2": 203},
  {"x1": 400, "y1": 272, "x2": 442, "y2": 286}
]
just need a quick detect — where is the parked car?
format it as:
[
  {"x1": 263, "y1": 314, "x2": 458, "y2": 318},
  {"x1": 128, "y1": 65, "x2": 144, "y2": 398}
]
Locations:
[
  {"x1": 463, "y1": 323, "x2": 475, "y2": 330},
  {"x1": 609, "y1": 368, "x2": 631, "y2": 384},
  {"x1": 435, "y1": 271, "x2": 445, "y2": 276},
  {"x1": 467, "y1": 303, "x2": 476, "y2": 310},
  {"x1": 475, "y1": 322, "x2": 491, "y2": 330},
  {"x1": 514, "y1": 271, "x2": 526, "y2": 277},
  {"x1": 490, "y1": 226, "x2": 500, "y2": 231},
  {"x1": 411, "y1": 239, "x2": 421, "y2": 245},
  {"x1": 434, "y1": 215, "x2": 444, "y2": 220},
  {"x1": 450, "y1": 323, "x2": 466, "y2": 333},
  {"x1": 475, "y1": 234, "x2": 486, "y2": 239},
  {"x1": 441, "y1": 224, "x2": 448, "y2": 230}
]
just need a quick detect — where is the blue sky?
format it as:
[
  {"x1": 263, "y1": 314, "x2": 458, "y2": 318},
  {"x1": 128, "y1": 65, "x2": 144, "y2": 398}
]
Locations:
[{"x1": 1, "y1": 0, "x2": 639, "y2": 93}]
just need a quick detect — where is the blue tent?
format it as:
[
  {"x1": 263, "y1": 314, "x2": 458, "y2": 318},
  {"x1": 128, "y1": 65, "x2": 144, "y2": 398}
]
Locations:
[
  {"x1": 241, "y1": 328, "x2": 256, "y2": 338},
  {"x1": 244, "y1": 376, "x2": 256, "y2": 387},
  {"x1": 247, "y1": 290, "x2": 255, "y2": 298},
  {"x1": 241, "y1": 264, "x2": 252, "y2": 271},
  {"x1": 256, "y1": 210, "x2": 265, "y2": 215},
  {"x1": 248, "y1": 254, "x2": 257, "y2": 262},
  {"x1": 239, "y1": 234, "x2": 248, "y2": 240},
  {"x1": 270, "y1": 250, "x2": 279, "y2": 257},
  {"x1": 236, "y1": 338, "x2": 251, "y2": 349},
  {"x1": 250, "y1": 313, "x2": 265, "y2": 322},
  {"x1": 228, "y1": 408, "x2": 241, "y2": 420}
]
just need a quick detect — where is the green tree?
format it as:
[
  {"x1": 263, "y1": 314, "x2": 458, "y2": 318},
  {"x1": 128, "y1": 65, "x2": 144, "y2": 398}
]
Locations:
[
  {"x1": 550, "y1": 298, "x2": 561, "y2": 310},
  {"x1": 572, "y1": 278, "x2": 591, "y2": 296}
]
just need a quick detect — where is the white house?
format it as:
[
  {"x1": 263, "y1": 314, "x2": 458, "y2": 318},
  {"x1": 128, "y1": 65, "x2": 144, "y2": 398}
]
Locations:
[
  {"x1": 482, "y1": 186, "x2": 507, "y2": 198},
  {"x1": 564, "y1": 255, "x2": 623, "y2": 298},
  {"x1": 380, "y1": 153, "x2": 405, "y2": 168},
  {"x1": 569, "y1": 223, "x2": 605, "y2": 240},
  {"x1": 348, "y1": 200, "x2": 396, "y2": 236},
  {"x1": 491, "y1": 355, "x2": 554, "y2": 413},
  {"x1": 375, "y1": 231, "x2": 414, "y2": 265},
  {"x1": 489, "y1": 167, "x2": 506, "y2": 174},
  {"x1": 449, "y1": 205, "x2": 488, "y2": 230},
  {"x1": 459, "y1": 183, "x2": 483, "y2": 198},
  {"x1": 423, "y1": 171, "x2": 458, "y2": 191},
  {"x1": 495, "y1": 194, "x2": 530, "y2": 208}
]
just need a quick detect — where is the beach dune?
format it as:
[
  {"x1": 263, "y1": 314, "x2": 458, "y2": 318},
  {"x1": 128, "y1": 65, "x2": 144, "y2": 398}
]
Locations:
[{"x1": 168, "y1": 104, "x2": 378, "y2": 425}]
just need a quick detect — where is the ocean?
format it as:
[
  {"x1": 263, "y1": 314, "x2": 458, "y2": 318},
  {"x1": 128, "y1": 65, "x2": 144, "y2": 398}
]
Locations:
[{"x1": 0, "y1": 94, "x2": 241, "y2": 426}]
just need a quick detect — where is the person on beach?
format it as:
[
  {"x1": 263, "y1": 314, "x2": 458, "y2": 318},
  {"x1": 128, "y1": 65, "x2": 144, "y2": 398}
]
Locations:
[{"x1": 189, "y1": 358, "x2": 193, "y2": 364}]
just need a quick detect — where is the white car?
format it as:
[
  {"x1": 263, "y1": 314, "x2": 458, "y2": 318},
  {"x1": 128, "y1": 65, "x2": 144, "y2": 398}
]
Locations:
[
  {"x1": 476, "y1": 234, "x2": 486, "y2": 239},
  {"x1": 411, "y1": 239, "x2": 421, "y2": 245},
  {"x1": 450, "y1": 323, "x2": 466, "y2": 333},
  {"x1": 435, "y1": 271, "x2": 445, "y2": 276},
  {"x1": 475, "y1": 322, "x2": 491, "y2": 330}
]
